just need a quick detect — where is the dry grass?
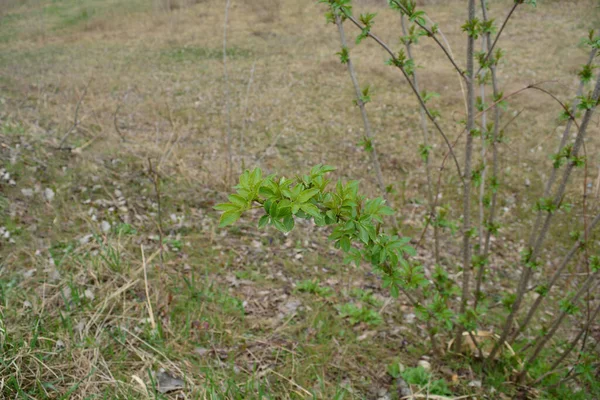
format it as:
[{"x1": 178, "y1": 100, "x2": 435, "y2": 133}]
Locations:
[{"x1": 1, "y1": 0, "x2": 599, "y2": 398}]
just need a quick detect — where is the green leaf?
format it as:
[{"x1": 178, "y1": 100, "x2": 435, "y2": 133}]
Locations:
[
  {"x1": 300, "y1": 203, "x2": 321, "y2": 218},
  {"x1": 340, "y1": 236, "x2": 351, "y2": 252},
  {"x1": 258, "y1": 215, "x2": 270, "y2": 228},
  {"x1": 259, "y1": 186, "x2": 275, "y2": 198},
  {"x1": 283, "y1": 215, "x2": 295, "y2": 232},
  {"x1": 219, "y1": 211, "x2": 242, "y2": 227},
  {"x1": 357, "y1": 224, "x2": 370, "y2": 244},
  {"x1": 269, "y1": 201, "x2": 279, "y2": 217},
  {"x1": 214, "y1": 202, "x2": 239, "y2": 212},
  {"x1": 298, "y1": 188, "x2": 320, "y2": 203},
  {"x1": 228, "y1": 194, "x2": 247, "y2": 207}
]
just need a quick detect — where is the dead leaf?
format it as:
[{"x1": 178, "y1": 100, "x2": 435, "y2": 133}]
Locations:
[{"x1": 154, "y1": 369, "x2": 184, "y2": 394}]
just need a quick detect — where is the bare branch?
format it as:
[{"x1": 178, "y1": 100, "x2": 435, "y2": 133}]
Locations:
[
  {"x1": 240, "y1": 60, "x2": 257, "y2": 166},
  {"x1": 223, "y1": 0, "x2": 233, "y2": 186},
  {"x1": 58, "y1": 77, "x2": 92, "y2": 148}
]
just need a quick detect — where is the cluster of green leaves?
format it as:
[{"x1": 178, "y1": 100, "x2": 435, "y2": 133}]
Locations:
[
  {"x1": 558, "y1": 292, "x2": 580, "y2": 315},
  {"x1": 520, "y1": 247, "x2": 541, "y2": 270},
  {"x1": 578, "y1": 64, "x2": 596, "y2": 84},
  {"x1": 400, "y1": 24, "x2": 426, "y2": 46},
  {"x1": 350, "y1": 288, "x2": 383, "y2": 307},
  {"x1": 577, "y1": 92, "x2": 600, "y2": 111},
  {"x1": 336, "y1": 46, "x2": 349, "y2": 64},
  {"x1": 296, "y1": 279, "x2": 334, "y2": 297},
  {"x1": 533, "y1": 197, "x2": 558, "y2": 214},
  {"x1": 389, "y1": 0, "x2": 426, "y2": 26},
  {"x1": 425, "y1": 206, "x2": 459, "y2": 235},
  {"x1": 337, "y1": 303, "x2": 382, "y2": 326},
  {"x1": 400, "y1": 366, "x2": 452, "y2": 396},
  {"x1": 462, "y1": 18, "x2": 482, "y2": 39},
  {"x1": 590, "y1": 255, "x2": 600, "y2": 272},
  {"x1": 354, "y1": 85, "x2": 372, "y2": 106},
  {"x1": 320, "y1": 0, "x2": 352, "y2": 24},
  {"x1": 216, "y1": 166, "x2": 424, "y2": 300},
  {"x1": 516, "y1": 0, "x2": 537, "y2": 7},
  {"x1": 580, "y1": 29, "x2": 600, "y2": 49},
  {"x1": 551, "y1": 144, "x2": 586, "y2": 169},
  {"x1": 385, "y1": 49, "x2": 415, "y2": 76},
  {"x1": 358, "y1": 136, "x2": 373, "y2": 152},
  {"x1": 356, "y1": 12, "x2": 376, "y2": 44},
  {"x1": 558, "y1": 101, "x2": 580, "y2": 122},
  {"x1": 418, "y1": 143, "x2": 432, "y2": 162}
]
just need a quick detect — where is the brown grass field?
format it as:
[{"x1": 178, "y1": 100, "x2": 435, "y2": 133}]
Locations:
[{"x1": 0, "y1": 0, "x2": 599, "y2": 398}]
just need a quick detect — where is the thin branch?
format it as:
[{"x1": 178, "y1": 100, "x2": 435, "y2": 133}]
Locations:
[
  {"x1": 475, "y1": 2, "x2": 520, "y2": 77},
  {"x1": 58, "y1": 77, "x2": 92, "y2": 148},
  {"x1": 223, "y1": 0, "x2": 233, "y2": 186},
  {"x1": 240, "y1": 60, "x2": 257, "y2": 169},
  {"x1": 390, "y1": 0, "x2": 467, "y2": 82},
  {"x1": 532, "y1": 300, "x2": 600, "y2": 385},
  {"x1": 425, "y1": 15, "x2": 468, "y2": 114},
  {"x1": 476, "y1": 0, "x2": 489, "y2": 268},
  {"x1": 147, "y1": 158, "x2": 165, "y2": 269},
  {"x1": 454, "y1": 0, "x2": 476, "y2": 353},
  {"x1": 344, "y1": 14, "x2": 464, "y2": 182},
  {"x1": 475, "y1": 0, "x2": 501, "y2": 308},
  {"x1": 418, "y1": 80, "x2": 566, "y2": 251},
  {"x1": 334, "y1": 13, "x2": 390, "y2": 211},
  {"x1": 488, "y1": 72, "x2": 600, "y2": 362},
  {"x1": 113, "y1": 94, "x2": 127, "y2": 143},
  {"x1": 517, "y1": 276, "x2": 600, "y2": 382},
  {"x1": 529, "y1": 48, "x2": 597, "y2": 212},
  {"x1": 400, "y1": 14, "x2": 439, "y2": 263},
  {"x1": 510, "y1": 213, "x2": 600, "y2": 343}
]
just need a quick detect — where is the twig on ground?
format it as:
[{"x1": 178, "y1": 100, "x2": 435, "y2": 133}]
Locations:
[{"x1": 58, "y1": 77, "x2": 93, "y2": 148}]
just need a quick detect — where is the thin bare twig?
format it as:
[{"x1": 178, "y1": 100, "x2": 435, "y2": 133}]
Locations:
[
  {"x1": 223, "y1": 0, "x2": 233, "y2": 186},
  {"x1": 58, "y1": 77, "x2": 92, "y2": 148},
  {"x1": 147, "y1": 158, "x2": 165, "y2": 269},
  {"x1": 140, "y1": 245, "x2": 156, "y2": 331},
  {"x1": 400, "y1": 14, "x2": 439, "y2": 263},
  {"x1": 113, "y1": 92, "x2": 128, "y2": 142},
  {"x1": 425, "y1": 15, "x2": 468, "y2": 114},
  {"x1": 334, "y1": 13, "x2": 391, "y2": 213},
  {"x1": 240, "y1": 60, "x2": 257, "y2": 169}
]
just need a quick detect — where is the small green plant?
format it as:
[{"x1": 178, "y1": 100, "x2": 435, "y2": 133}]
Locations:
[
  {"x1": 296, "y1": 279, "x2": 333, "y2": 297},
  {"x1": 386, "y1": 359, "x2": 404, "y2": 378},
  {"x1": 401, "y1": 366, "x2": 452, "y2": 396},
  {"x1": 337, "y1": 303, "x2": 382, "y2": 326},
  {"x1": 349, "y1": 288, "x2": 382, "y2": 307}
]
